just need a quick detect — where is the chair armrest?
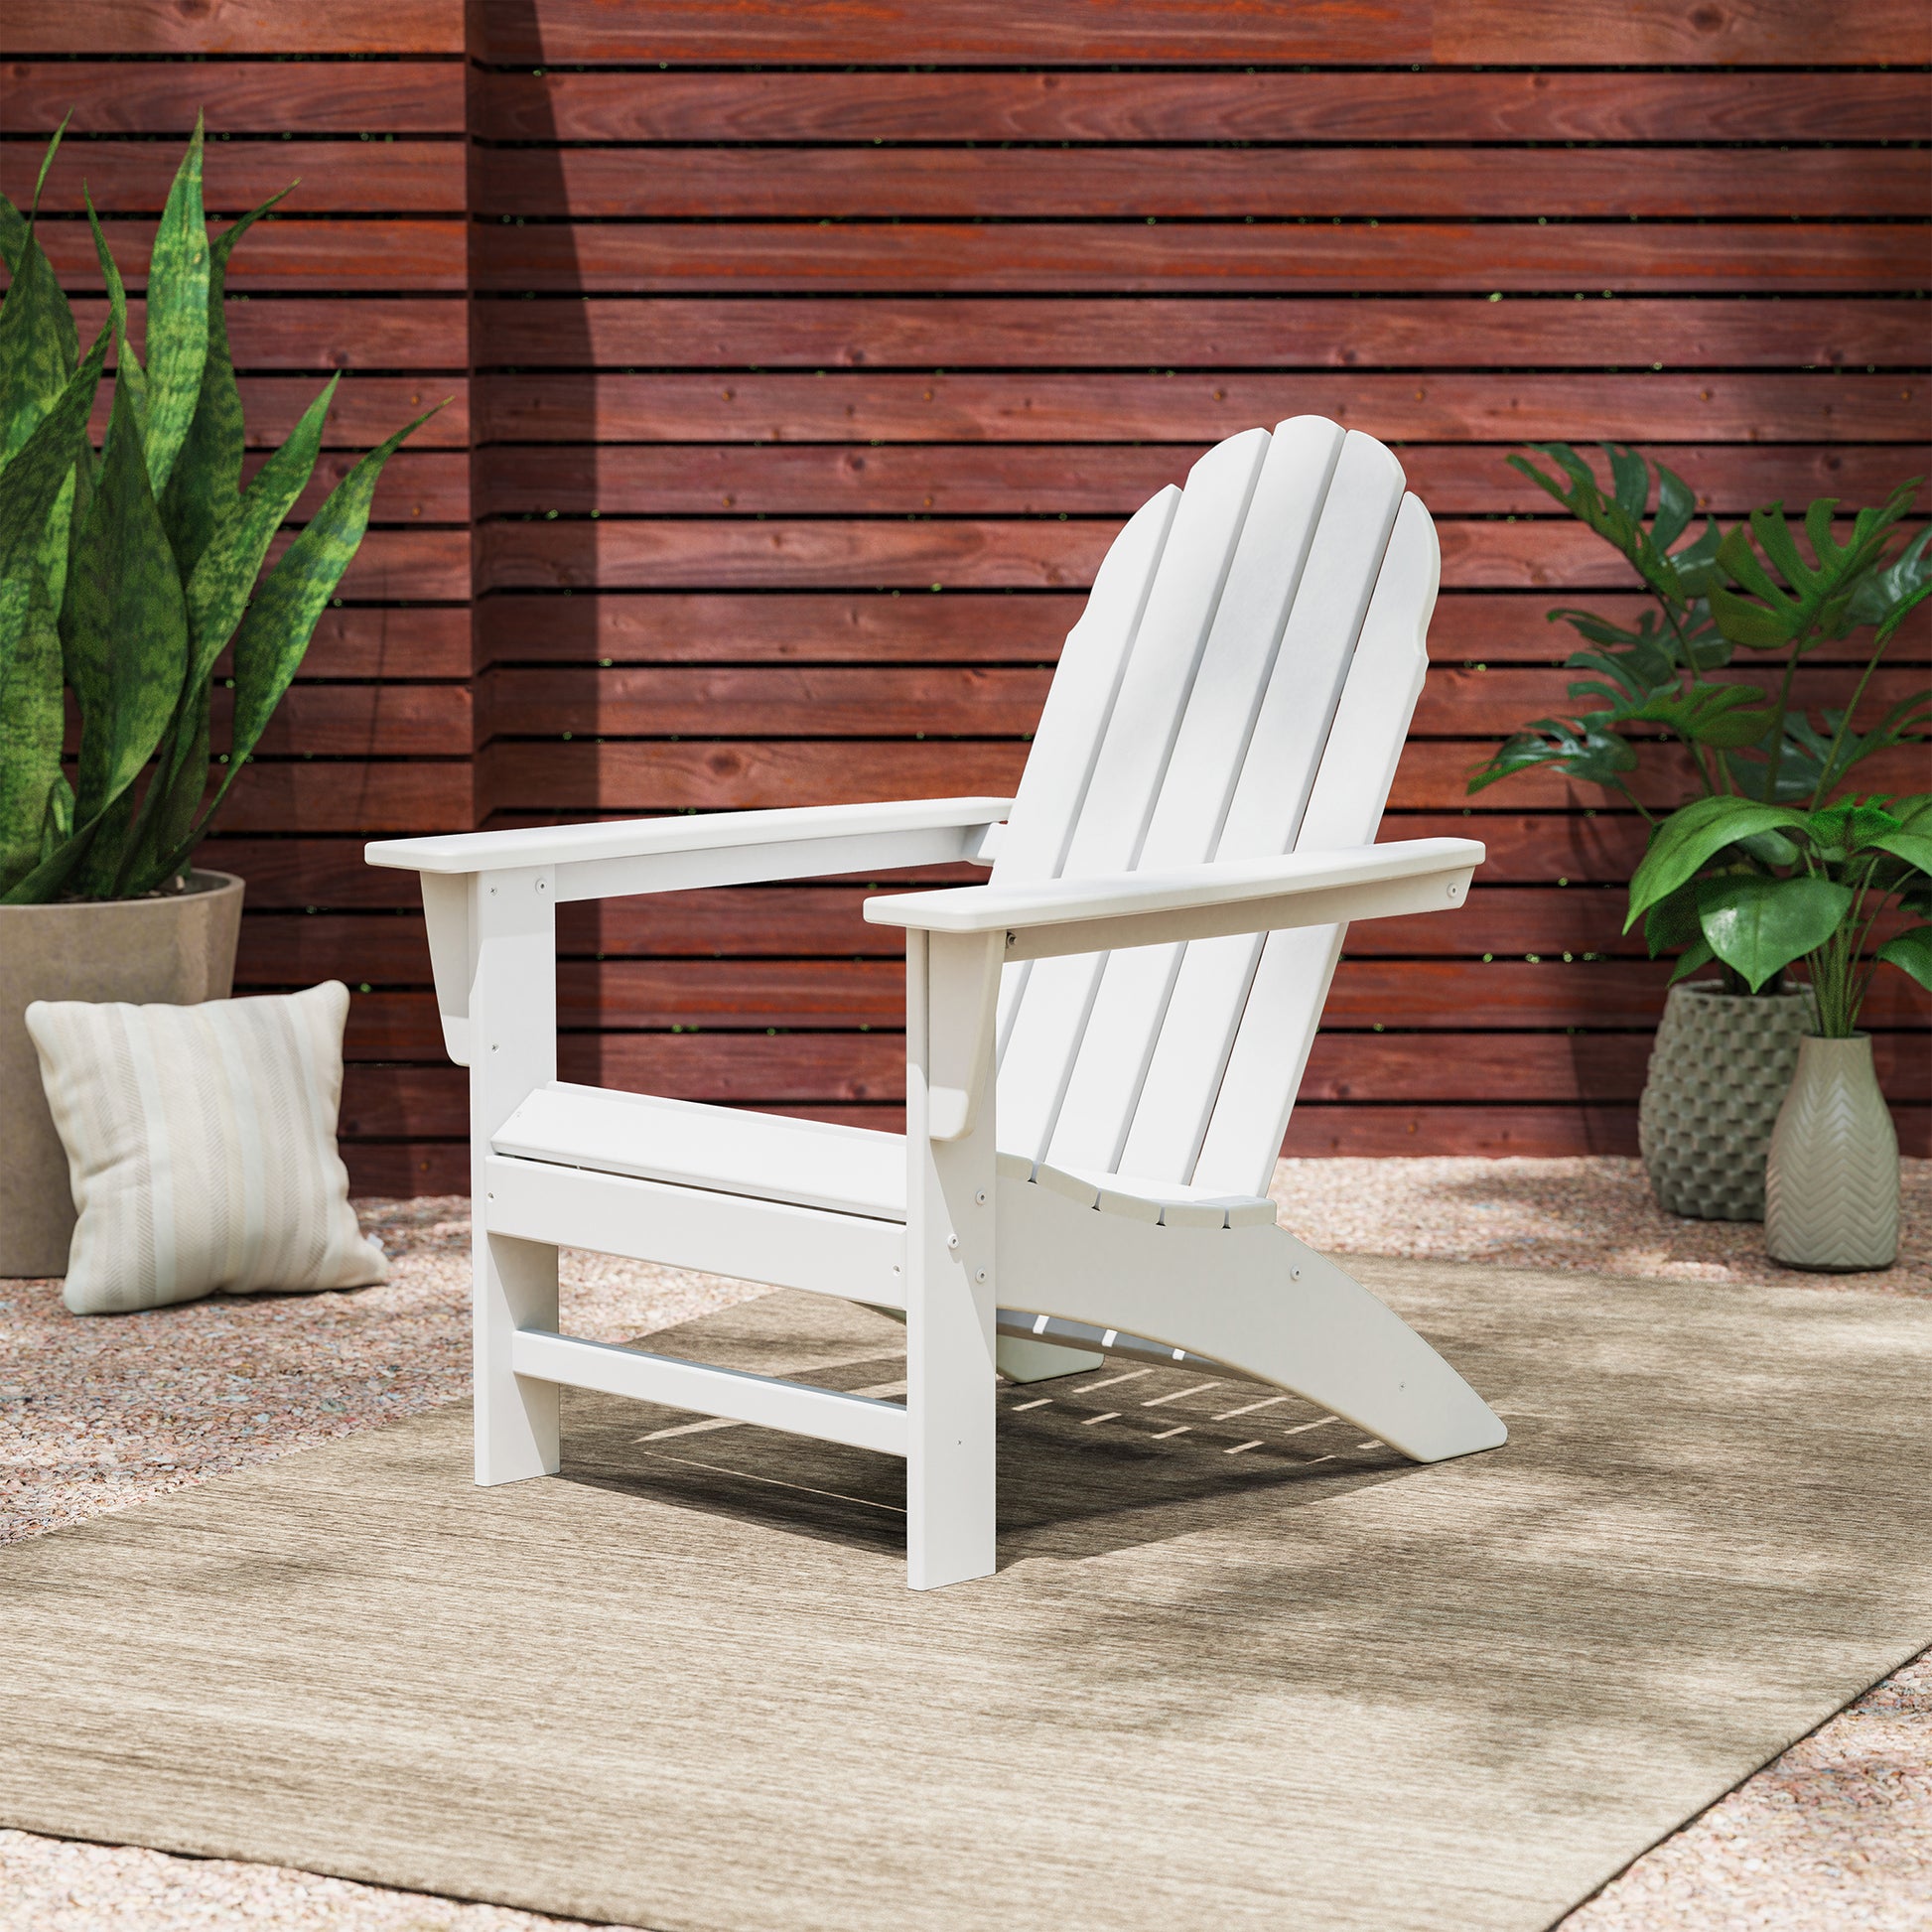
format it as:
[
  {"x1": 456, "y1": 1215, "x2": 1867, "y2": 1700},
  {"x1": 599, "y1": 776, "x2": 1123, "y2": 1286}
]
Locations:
[
  {"x1": 365, "y1": 795, "x2": 1014, "y2": 902},
  {"x1": 864, "y1": 838, "x2": 1482, "y2": 963}
]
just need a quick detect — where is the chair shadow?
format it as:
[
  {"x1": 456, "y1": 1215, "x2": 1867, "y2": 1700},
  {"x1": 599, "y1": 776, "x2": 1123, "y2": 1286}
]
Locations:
[{"x1": 556, "y1": 1353, "x2": 1423, "y2": 1569}]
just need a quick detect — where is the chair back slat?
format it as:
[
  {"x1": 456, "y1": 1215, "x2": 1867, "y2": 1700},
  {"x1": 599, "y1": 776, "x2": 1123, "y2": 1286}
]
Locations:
[
  {"x1": 995, "y1": 429, "x2": 1271, "y2": 1164},
  {"x1": 990, "y1": 420, "x2": 1439, "y2": 1196}
]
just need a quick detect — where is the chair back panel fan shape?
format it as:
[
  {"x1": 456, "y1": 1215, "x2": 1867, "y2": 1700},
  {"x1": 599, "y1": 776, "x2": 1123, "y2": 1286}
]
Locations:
[{"x1": 368, "y1": 418, "x2": 1506, "y2": 1590}]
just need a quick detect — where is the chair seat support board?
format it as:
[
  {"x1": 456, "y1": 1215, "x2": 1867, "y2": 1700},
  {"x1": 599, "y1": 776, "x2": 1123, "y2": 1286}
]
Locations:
[{"x1": 367, "y1": 417, "x2": 1507, "y2": 1590}]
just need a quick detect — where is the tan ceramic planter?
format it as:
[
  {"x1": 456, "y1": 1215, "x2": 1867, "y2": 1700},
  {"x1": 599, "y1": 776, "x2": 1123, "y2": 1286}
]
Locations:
[
  {"x1": 1764, "y1": 1034, "x2": 1900, "y2": 1272},
  {"x1": 0, "y1": 871, "x2": 243, "y2": 1278}
]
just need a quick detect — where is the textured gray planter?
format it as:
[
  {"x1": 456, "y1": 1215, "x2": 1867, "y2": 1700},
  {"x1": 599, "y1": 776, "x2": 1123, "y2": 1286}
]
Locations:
[
  {"x1": 1765, "y1": 1035, "x2": 1899, "y2": 1271},
  {"x1": 0, "y1": 871, "x2": 243, "y2": 1279},
  {"x1": 1637, "y1": 982, "x2": 1814, "y2": 1221}
]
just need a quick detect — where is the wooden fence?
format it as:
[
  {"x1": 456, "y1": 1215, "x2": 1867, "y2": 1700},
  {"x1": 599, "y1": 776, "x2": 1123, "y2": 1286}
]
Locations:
[{"x1": 7, "y1": 3, "x2": 1929, "y2": 1191}]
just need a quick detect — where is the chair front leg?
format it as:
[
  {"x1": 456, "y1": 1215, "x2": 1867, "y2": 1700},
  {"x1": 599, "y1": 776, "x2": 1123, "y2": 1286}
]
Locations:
[
  {"x1": 467, "y1": 866, "x2": 561, "y2": 1484},
  {"x1": 903, "y1": 929, "x2": 1002, "y2": 1589}
]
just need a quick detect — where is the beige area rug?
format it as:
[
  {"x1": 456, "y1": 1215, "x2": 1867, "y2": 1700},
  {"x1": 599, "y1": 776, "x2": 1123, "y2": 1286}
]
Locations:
[{"x1": 2, "y1": 1261, "x2": 1929, "y2": 1932}]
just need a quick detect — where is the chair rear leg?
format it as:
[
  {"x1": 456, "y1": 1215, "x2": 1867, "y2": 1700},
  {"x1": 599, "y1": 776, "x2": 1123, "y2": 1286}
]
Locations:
[{"x1": 476, "y1": 1228, "x2": 560, "y2": 1484}]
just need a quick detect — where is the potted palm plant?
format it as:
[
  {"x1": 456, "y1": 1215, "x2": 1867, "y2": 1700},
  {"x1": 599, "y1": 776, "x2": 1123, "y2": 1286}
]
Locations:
[
  {"x1": 0, "y1": 117, "x2": 438, "y2": 1275},
  {"x1": 1469, "y1": 446, "x2": 1930, "y2": 1222}
]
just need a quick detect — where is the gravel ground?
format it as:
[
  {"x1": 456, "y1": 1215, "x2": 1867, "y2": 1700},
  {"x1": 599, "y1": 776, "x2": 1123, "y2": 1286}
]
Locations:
[{"x1": 1, "y1": 1157, "x2": 1926, "y2": 1930}]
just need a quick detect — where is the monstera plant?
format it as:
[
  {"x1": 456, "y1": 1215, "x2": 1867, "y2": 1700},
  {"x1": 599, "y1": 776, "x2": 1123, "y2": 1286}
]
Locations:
[
  {"x1": 1467, "y1": 444, "x2": 1932, "y2": 1227},
  {"x1": 0, "y1": 115, "x2": 438, "y2": 903}
]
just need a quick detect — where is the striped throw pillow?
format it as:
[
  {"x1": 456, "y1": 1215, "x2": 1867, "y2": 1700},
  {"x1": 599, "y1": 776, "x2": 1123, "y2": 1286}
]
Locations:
[{"x1": 24, "y1": 981, "x2": 388, "y2": 1315}]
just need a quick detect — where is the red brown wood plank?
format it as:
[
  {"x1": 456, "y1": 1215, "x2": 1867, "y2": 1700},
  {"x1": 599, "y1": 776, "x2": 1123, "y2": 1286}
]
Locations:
[
  {"x1": 1391, "y1": 742, "x2": 1927, "y2": 812},
  {"x1": 206, "y1": 839, "x2": 432, "y2": 907},
  {"x1": 477, "y1": 443, "x2": 1930, "y2": 521},
  {"x1": 480, "y1": 665, "x2": 1046, "y2": 739},
  {"x1": 242, "y1": 450, "x2": 469, "y2": 526},
  {"x1": 471, "y1": 0, "x2": 1924, "y2": 67},
  {"x1": 5, "y1": 62, "x2": 467, "y2": 135},
  {"x1": 228, "y1": 377, "x2": 470, "y2": 448},
  {"x1": 473, "y1": 0, "x2": 1430, "y2": 66},
  {"x1": 216, "y1": 760, "x2": 472, "y2": 835},
  {"x1": 293, "y1": 608, "x2": 473, "y2": 682},
  {"x1": 1433, "y1": 0, "x2": 1929, "y2": 68},
  {"x1": 13, "y1": 3, "x2": 466, "y2": 55},
  {"x1": 474, "y1": 295, "x2": 1932, "y2": 373},
  {"x1": 267, "y1": 527, "x2": 470, "y2": 603},
  {"x1": 76, "y1": 298, "x2": 469, "y2": 372},
  {"x1": 474, "y1": 516, "x2": 1908, "y2": 595},
  {"x1": 482, "y1": 740, "x2": 1025, "y2": 816},
  {"x1": 473, "y1": 221, "x2": 1928, "y2": 297},
  {"x1": 475, "y1": 372, "x2": 1930, "y2": 447},
  {"x1": 11, "y1": 140, "x2": 467, "y2": 215},
  {"x1": 43, "y1": 219, "x2": 467, "y2": 292},
  {"x1": 233, "y1": 684, "x2": 472, "y2": 759},
  {"x1": 1282, "y1": 1104, "x2": 1639, "y2": 1157},
  {"x1": 473, "y1": 592, "x2": 1932, "y2": 670},
  {"x1": 342, "y1": 1141, "x2": 469, "y2": 1196},
  {"x1": 475, "y1": 147, "x2": 1929, "y2": 222},
  {"x1": 475, "y1": 69, "x2": 1932, "y2": 146}
]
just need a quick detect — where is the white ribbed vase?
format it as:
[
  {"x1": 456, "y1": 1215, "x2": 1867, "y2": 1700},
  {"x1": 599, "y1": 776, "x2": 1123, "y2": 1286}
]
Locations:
[{"x1": 1764, "y1": 1035, "x2": 1899, "y2": 1272}]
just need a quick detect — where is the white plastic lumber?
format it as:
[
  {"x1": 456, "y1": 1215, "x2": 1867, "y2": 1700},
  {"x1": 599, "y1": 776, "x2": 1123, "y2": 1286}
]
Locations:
[
  {"x1": 366, "y1": 796, "x2": 1013, "y2": 878},
  {"x1": 865, "y1": 839, "x2": 1479, "y2": 938},
  {"x1": 1031, "y1": 1161, "x2": 1278, "y2": 1230},
  {"x1": 470, "y1": 867, "x2": 563, "y2": 1486},
  {"x1": 492, "y1": 1082, "x2": 906, "y2": 1220},
  {"x1": 508, "y1": 1329, "x2": 910, "y2": 1458},
  {"x1": 995, "y1": 428, "x2": 1272, "y2": 1168},
  {"x1": 996, "y1": 1173, "x2": 1506, "y2": 1463},
  {"x1": 1193, "y1": 489, "x2": 1444, "y2": 1196},
  {"x1": 903, "y1": 927, "x2": 1000, "y2": 1589},
  {"x1": 990, "y1": 485, "x2": 1179, "y2": 1055},
  {"x1": 483, "y1": 1153, "x2": 907, "y2": 1308},
  {"x1": 1118, "y1": 432, "x2": 1410, "y2": 1182},
  {"x1": 1048, "y1": 417, "x2": 1349, "y2": 1173}
]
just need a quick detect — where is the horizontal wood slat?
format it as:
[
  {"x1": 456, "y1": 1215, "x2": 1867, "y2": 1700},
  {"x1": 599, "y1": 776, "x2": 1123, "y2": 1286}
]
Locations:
[
  {"x1": 76, "y1": 297, "x2": 470, "y2": 372},
  {"x1": 42, "y1": 220, "x2": 468, "y2": 292},
  {"x1": 12, "y1": 3, "x2": 466, "y2": 55},
  {"x1": 475, "y1": 373, "x2": 1929, "y2": 446},
  {"x1": 475, "y1": 297, "x2": 1932, "y2": 373},
  {"x1": 8, "y1": 140, "x2": 467, "y2": 214},
  {"x1": 472, "y1": 223, "x2": 1926, "y2": 296},
  {"x1": 472, "y1": 515, "x2": 1916, "y2": 595},
  {"x1": 473, "y1": 592, "x2": 1932, "y2": 668},
  {"x1": 477, "y1": 444, "x2": 1931, "y2": 521},
  {"x1": 473, "y1": 147, "x2": 1931, "y2": 221},
  {"x1": 467, "y1": 0, "x2": 1926, "y2": 67},
  {"x1": 5, "y1": 63, "x2": 468, "y2": 134},
  {"x1": 475, "y1": 69, "x2": 1932, "y2": 146}
]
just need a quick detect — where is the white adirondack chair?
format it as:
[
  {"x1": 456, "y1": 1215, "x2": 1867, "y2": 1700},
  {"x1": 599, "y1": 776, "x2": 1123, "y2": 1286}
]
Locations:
[{"x1": 367, "y1": 417, "x2": 1506, "y2": 1590}]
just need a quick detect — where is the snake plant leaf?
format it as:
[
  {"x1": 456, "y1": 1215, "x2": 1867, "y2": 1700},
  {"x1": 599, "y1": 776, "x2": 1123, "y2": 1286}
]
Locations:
[
  {"x1": 0, "y1": 323, "x2": 108, "y2": 579},
  {"x1": 52, "y1": 374, "x2": 188, "y2": 897},
  {"x1": 84, "y1": 190, "x2": 149, "y2": 452},
  {"x1": 138, "y1": 117, "x2": 209, "y2": 498},
  {"x1": 159, "y1": 185, "x2": 293, "y2": 578},
  {"x1": 1625, "y1": 793, "x2": 1811, "y2": 928},
  {"x1": 118, "y1": 374, "x2": 337, "y2": 891},
  {"x1": 1875, "y1": 925, "x2": 1932, "y2": 992},
  {"x1": 1697, "y1": 874, "x2": 1852, "y2": 995},
  {"x1": 0, "y1": 208, "x2": 80, "y2": 466},
  {"x1": 0, "y1": 197, "x2": 26, "y2": 275},
  {"x1": 0, "y1": 573, "x2": 66, "y2": 897},
  {"x1": 168, "y1": 400, "x2": 444, "y2": 870}
]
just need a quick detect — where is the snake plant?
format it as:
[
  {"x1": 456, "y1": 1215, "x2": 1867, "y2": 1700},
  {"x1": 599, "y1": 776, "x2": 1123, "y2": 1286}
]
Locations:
[{"x1": 0, "y1": 115, "x2": 440, "y2": 903}]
